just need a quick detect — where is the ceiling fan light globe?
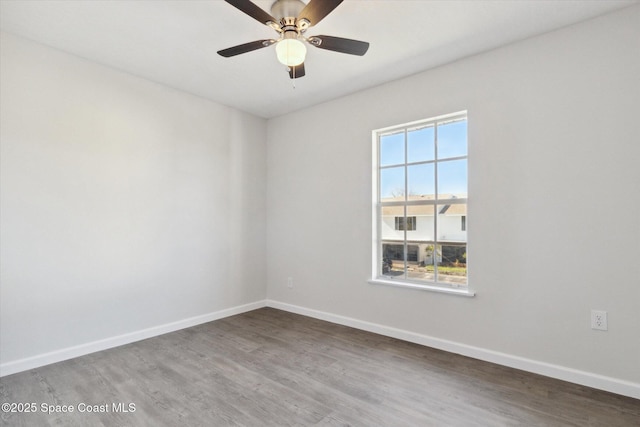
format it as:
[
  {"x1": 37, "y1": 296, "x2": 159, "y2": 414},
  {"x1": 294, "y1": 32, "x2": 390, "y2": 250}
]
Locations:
[{"x1": 276, "y1": 39, "x2": 306, "y2": 66}]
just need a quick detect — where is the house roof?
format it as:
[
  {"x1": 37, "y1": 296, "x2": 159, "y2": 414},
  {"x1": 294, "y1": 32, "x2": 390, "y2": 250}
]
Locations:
[
  {"x1": 381, "y1": 194, "x2": 466, "y2": 217},
  {"x1": 382, "y1": 204, "x2": 467, "y2": 217}
]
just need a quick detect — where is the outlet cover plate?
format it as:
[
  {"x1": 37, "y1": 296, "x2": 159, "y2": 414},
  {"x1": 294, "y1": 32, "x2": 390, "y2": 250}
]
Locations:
[{"x1": 591, "y1": 310, "x2": 608, "y2": 331}]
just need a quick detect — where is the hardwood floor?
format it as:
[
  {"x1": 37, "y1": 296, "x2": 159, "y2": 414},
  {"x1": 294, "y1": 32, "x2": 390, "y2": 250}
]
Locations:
[{"x1": 1, "y1": 308, "x2": 638, "y2": 426}]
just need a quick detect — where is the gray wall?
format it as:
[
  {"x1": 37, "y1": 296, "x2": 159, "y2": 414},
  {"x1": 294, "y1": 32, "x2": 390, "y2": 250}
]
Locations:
[
  {"x1": 0, "y1": 32, "x2": 267, "y2": 366},
  {"x1": 267, "y1": 6, "x2": 640, "y2": 386}
]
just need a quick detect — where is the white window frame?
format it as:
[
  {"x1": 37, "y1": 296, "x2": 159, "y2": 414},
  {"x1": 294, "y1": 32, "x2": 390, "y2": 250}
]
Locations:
[{"x1": 370, "y1": 111, "x2": 475, "y2": 297}]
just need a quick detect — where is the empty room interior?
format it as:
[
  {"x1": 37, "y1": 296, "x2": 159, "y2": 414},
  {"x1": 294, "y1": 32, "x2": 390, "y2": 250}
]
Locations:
[{"x1": 1, "y1": 0, "x2": 639, "y2": 425}]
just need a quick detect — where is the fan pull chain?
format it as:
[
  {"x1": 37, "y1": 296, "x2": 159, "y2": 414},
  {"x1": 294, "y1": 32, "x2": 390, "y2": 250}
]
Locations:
[{"x1": 291, "y1": 66, "x2": 296, "y2": 89}]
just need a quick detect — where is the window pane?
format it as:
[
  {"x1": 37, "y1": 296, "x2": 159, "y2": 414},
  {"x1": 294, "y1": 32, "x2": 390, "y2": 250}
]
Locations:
[
  {"x1": 407, "y1": 244, "x2": 438, "y2": 282},
  {"x1": 407, "y1": 204, "x2": 434, "y2": 242},
  {"x1": 407, "y1": 163, "x2": 435, "y2": 198},
  {"x1": 380, "y1": 206, "x2": 403, "y2": 241},
  {"x1": 407, "y1": 126, "x2": 434, "y2": 163},
  {"x1": 382, "y1": 243, "x2": 405, "y2": 277},
  {"x1": 404, "y1": 243, "x2": 438, "y2": 282},
  {"x1": 404, "y1": 205, "x2": 435, "y2": 283},
  {"x1": 437, "y1": 159, "x2": 467, "y2": 198},
  {"x1": 437, "y1": 203, "x2": 467, "y2": 285},
  {"x1": 436, "y1": 203, "x2": 467, "y2": 243},
  {"x1": 380, "y1": 132, "x2": 405, "y2": 166},
  {"x1": 380, "y1": 166, "x2": 405, "y2": 200},
  {"x1": 438, "y1": 244, "x2": 467, "y2": 286},
  {"x1": 438, "y1": 119, "x2": 467, "y2": 159}
]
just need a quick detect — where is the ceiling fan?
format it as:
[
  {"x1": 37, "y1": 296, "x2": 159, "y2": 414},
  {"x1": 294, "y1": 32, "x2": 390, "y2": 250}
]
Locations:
[{"x1": 217, "y1": 0, "x2": 370, "y2": 79}]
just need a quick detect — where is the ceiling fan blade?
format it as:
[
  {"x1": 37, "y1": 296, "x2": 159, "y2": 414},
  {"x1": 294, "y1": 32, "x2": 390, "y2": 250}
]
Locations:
[
  {"x1": 297, "y1": 0, "x2": 343, "y2": 26},
  {"x1": 308, "y1": 35, "x2": 369, "y2": 56},
  {"x1": 288, "y1": 63, "x2": 306, "y2": 79},
  {"x1": 217, "y1": 40, "x2": 275, "y2": 57},
  {"x1": 224, "y1": 0, "x2": 277, "y2": 26}
]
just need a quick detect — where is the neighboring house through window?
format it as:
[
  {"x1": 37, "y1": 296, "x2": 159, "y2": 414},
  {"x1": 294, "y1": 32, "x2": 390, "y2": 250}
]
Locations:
[
  {"x1": 395, "y1": 216, "x2": 416, "y2": 231},
  {"x1": 373, "y1": 111, "x2": 468, "y2": 289}
]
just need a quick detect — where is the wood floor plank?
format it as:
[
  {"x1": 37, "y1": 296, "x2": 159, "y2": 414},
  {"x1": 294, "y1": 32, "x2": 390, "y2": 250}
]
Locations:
[{"x1": 1, "y1": 307, "x2": 638, "y2": 426}]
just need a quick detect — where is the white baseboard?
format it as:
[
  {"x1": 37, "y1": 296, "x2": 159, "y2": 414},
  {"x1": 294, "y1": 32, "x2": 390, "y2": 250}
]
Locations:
[
  {"x1": 0, "y1": 300, "x2": 267, "y2": 377},
  {"x1": 4, "y1": 299, "x2": 638, "y2": 400},
  {"x1": 266, "y1": 300, "x2": 640, "y2": 400}
]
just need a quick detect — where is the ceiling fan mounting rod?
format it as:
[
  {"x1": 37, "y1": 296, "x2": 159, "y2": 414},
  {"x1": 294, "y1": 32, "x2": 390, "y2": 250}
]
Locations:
[
  {"x1": 271, "y1": 0, "x2": 305, "y2": 21},
  {"x1": 281, "y1": 29, "x2": 298, "y2": 41}
]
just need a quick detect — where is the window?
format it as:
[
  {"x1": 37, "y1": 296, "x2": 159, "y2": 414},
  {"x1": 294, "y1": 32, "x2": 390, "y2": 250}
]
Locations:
[
  {"x1": 373, "y1": 111, "x2": 468, "y2": 291},
  {"x1": 395, "y1": 216, "x2": 416, "y2": 231}
]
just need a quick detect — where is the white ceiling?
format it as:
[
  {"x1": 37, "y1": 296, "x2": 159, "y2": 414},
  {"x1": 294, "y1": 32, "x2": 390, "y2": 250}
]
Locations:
[{"x1": 1, "y1": 0, "x2": 637, "y2": 118}]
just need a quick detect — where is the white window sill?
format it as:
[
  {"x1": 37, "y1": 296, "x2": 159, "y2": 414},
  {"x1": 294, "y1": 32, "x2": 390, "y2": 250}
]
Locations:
[{"x1": 368, "y1": 278, "x2": 476, "y2": 297}]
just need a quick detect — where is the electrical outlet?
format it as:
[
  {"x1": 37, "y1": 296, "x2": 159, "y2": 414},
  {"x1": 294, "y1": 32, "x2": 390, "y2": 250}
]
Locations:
[
  {"x1": 287, "y1": 277, "x2": 293, "y2": 289},
  {"x1": 591, "y1": 310, "x2": 608, "y2": 331}
]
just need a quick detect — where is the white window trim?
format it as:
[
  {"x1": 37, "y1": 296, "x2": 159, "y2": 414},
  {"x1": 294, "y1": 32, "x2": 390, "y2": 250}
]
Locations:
[
  {"x1": 368, "y1": 278, "x2": 475, "y2": 297},
  {"x1": 371, "y1": 111, "x2": 475, "y2": 297}
]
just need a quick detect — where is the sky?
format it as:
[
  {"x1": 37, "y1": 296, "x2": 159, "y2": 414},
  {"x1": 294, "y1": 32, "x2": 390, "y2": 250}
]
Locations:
[{"x1": 379, "y1": 119, "x2": 467, "y2": 199}]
